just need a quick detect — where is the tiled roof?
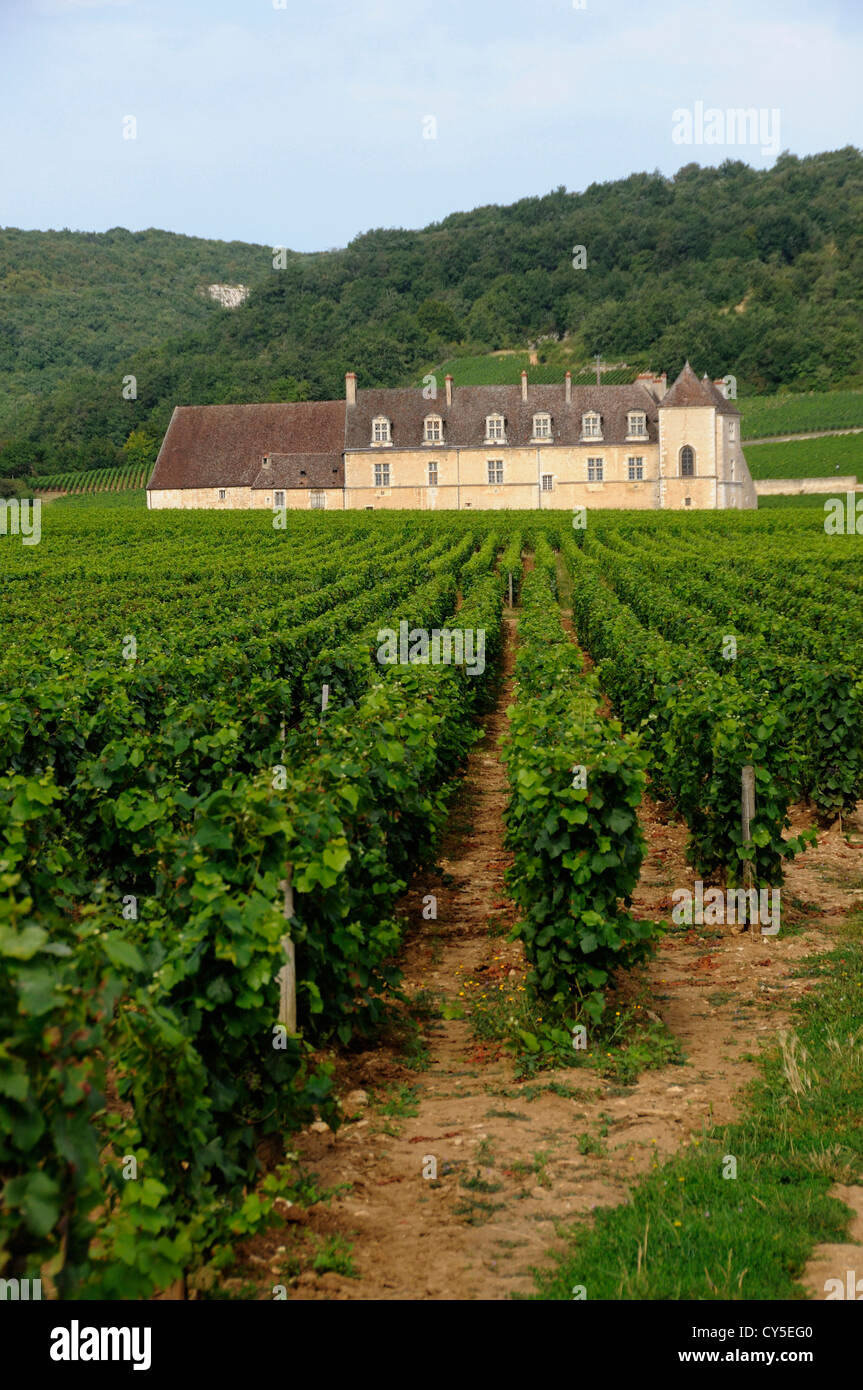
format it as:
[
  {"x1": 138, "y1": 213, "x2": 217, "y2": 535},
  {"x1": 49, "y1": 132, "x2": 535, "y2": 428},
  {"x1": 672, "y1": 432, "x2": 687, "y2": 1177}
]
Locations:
[
  {"x1": 147, "y1": 370, "x2": 735, "y2": 491},
  {"x1": 659, "y1": 362, "x2": 738, "y2": 415},
  {"x1": 147, "y1": 401, "x2": 345, "y2": 490},
  {"x1": 345, "y1": 383, "x2": 660, "y2": 449},
  {"x1": 701, "y1": 374, "x2": 741, "y2": 416},
  {"x1": 251, "y1": 453, "x2": 344, "y2": 490}
]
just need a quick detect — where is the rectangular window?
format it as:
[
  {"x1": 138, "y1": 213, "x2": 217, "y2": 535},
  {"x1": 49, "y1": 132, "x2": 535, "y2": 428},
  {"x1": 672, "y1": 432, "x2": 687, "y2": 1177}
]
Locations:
[
  {"x1": 374, "y1": 463, "x2": 391, "y2": 488},
  {"x1": 424, "y1": 417, "x2": 442, "y2": 442},
  {"x1": 587, "y1": 457, "x2": 603, "y2": 481},
  {"x1": 582, "y1": 414, "x2": 601, "y2": 439},
  {"x1": 627, "y1": 413, "x2": 647, "y2": 437},
  {"x1": 487, "y1": 459, "x2": 503, "y2": 485},
  {"x1": 309, "y1": 491, "x2": 326, "y2": 509},
  {"x1": 218, "y1": 489, "x2": 226, "y2": 500},
  {"x1": 541, "y1": 474, "x2": 553, "y2": 492},
  {"x1": 428, "y1": 462, "x2": 438, "y2": 486},
  {"x1": 486, "y1": 416, "x2": 504, "y2": 441},
  {"x1": 627, "y1": 456, "x2": 644, "y2": 480},
  {"x1": 533, "y1": 414, "x2": 552, "y2": 439},
  {"x1": 274, "y1": 490, "x2": 285, "y2": 508}
]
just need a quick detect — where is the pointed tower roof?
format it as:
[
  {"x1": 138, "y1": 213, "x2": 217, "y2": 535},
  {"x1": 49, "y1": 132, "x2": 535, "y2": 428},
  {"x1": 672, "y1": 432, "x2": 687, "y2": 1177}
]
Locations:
[
  {"x1": 701, "y1": 372, "x2": 740, "y2": 415},
  {"x1": 658, "y1": 360, "x2": 718, "y2": 408}
]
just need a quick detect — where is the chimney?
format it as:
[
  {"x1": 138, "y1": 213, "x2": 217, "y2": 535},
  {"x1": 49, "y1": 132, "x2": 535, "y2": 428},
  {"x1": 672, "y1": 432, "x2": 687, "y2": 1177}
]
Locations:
[
  {"x1": 345, "y1": 371, "x2": 357, "y2": 406},
  {"x1": 445, "y1": 374, "x2": 453, "y2": 406},
  {"x1": 713, "y1": 377, "x2": 728, "y2": 399},
  {"x1": 635, "y1": 370, "x2": 666, "y2": 402},
  {"x1": 565, "y1": 370, "x2": 572, "y2": 405},
  {"x1": 521, "y1": 369, "x2": 528, "y2": 403}
]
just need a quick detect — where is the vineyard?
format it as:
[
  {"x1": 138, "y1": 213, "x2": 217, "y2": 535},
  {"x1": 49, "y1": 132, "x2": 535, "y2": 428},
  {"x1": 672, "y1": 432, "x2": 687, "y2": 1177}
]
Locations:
[
  {"x1": 739, "y1": 388, "x2": 863, "y2": 439},
  {"x1": 32, "y1": 462, "x2": 151, "y2": 495},
  {"x1": 744, "y1": 433, "x2": 863, "y2": 480},
  {"x1": 2, "y1": 504, "x2": 862, "y2": 1302}
]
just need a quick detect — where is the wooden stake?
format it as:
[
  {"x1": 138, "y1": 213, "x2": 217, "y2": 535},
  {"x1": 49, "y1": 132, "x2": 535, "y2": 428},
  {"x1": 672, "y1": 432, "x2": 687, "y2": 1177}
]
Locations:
[
  {"x1": 278, "y1": 865, "x2": 296, "y2": 1033},
  {"x1": 741, "y1": 763, "x2": 756, "y2": 927},
  {"x1": 508, "y1": 572, "x2": 514, "y2": 607},
  {"x1": 321, "y1": 684, "x2": 330, "y2": 712}
]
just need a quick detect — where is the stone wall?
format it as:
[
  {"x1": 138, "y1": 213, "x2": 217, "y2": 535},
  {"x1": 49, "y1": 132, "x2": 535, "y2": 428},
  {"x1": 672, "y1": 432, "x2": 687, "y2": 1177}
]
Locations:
[{"x1": 754, "y1": 476, "x2": 858, "y2": 495}]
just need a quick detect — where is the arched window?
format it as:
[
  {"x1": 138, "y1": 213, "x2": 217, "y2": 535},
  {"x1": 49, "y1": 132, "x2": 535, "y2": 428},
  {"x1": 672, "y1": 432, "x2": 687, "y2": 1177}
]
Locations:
[{"x1": 680, "y1": 445, "x2": 695, "y2": 477}]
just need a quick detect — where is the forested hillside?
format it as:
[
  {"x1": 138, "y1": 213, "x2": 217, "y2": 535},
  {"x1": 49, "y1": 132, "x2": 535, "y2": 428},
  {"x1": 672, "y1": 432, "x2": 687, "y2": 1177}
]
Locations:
[
  {"x1": 2, "y1": 148, "x2": 862, "y2": 478},
  {"x1": 0, "y1": 227, "x2": 269, "y2": 467}
]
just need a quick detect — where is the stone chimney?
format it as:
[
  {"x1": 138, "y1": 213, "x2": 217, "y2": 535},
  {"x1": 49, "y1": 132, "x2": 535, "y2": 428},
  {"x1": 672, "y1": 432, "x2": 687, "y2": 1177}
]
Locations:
[
  {"x1": 565, "y1": 370, "x2": 572, "y2": 404},
  {"x1": 713, "y1": 377, "x2": 728, "y2": 399},
  {"x1": 521, "y1": 369, "x2": 528, "y2": 403},
  {"x1": 345, "y1": 371, "x2": 357, "y2": 406},
  {"x1": 445, "y1": 374, "x2": 453, "y2": 406},
  {"x1": 635, "y1": 370, "x2": 668, "y2": 402}
]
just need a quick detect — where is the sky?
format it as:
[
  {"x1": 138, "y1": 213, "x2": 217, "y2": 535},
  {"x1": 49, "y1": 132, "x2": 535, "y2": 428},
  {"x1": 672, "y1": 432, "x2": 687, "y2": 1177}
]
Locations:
[{"x1": 0, "y1": 0, "x2": 861, "y2": 252}]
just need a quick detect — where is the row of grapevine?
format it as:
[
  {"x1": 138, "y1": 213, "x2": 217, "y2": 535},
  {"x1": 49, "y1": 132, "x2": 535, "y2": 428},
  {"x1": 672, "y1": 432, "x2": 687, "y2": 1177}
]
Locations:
[
  {"x1": 559, "y1": 534, "x2": 815, "y2": 882},
  {"x1": 502, "y1": 566, "x2": 657, "y2": 1023},
  {"x1": 30, "y1": 462, "x2": 150, "y2": 494},
  {"x1": 577, "y1": 525, "x2": 863, "y2": 818},
  {"x1": 1, "y1": 523, "x2": 506, "y2": 1297}
]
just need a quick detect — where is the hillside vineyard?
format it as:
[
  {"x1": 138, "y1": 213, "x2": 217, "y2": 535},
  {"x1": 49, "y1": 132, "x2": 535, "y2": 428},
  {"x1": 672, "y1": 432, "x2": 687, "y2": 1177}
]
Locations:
[{"x1": 146, "y1": 362, "x2": 757, "y2": 511}]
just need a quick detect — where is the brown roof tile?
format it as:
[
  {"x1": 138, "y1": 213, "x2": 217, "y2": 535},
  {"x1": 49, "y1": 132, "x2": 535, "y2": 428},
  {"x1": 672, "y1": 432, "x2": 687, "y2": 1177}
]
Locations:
[
  {"x1": 148, "y1": 401, "x2": 345, "y2": 490},
  {"x1": 658, "y1": 361, "x2": 738, "y2": 412},
  {"x1": 251, "y1": 453, "x2": 344, "y2": 490},
  {"x1": 345, "y1": 382, "x2": 660, "y2": 449}
]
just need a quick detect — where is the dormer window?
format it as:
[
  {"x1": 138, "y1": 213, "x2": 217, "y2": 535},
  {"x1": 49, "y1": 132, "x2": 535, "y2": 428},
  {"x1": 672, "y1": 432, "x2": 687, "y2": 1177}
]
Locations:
[
  {"x1": 485, "y1": 414, "x2": 506, "y2": 443},
  {"x1": 582, "y1": 411, "x2": 602, "y2": 440},
  {"x1": 532, "y1": 412, "x2": 552, "y2": 441},
  {"x1": 372, "y1": 416, "x2": 391, "y2": 445},
  {"x1": 423, "y1": 414, "x2": 443, "y2": 444},
  {"x1": 627, "y1": 412, "x2": 647, "y2": 439}
]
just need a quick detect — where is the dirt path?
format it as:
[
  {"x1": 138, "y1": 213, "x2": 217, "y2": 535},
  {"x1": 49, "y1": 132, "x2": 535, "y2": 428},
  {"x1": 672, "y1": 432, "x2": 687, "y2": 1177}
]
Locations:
[
  {"x1": 744, "y1": 427, "x2": 863, "y2": 445},
  {"x1": 223, "y1": 599, "x2": 859, "y2": 1302}
]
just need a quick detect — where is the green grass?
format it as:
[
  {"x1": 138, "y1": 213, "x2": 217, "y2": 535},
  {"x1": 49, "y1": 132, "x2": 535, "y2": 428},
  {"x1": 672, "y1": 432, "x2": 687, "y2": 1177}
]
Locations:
[
  {"x1": 376, "y1": 1083, "x2": 420, "y2": 1118},
  {"x1": 420, "y1": 352, "x2": 645, "y2": 388},
  {"x1": 745, "y1": 433, "x2": 862, "y2": 481},
  {"x1": 739, "y1": 388, "x2": 863, "y2": 439},
  {"x1": 533, "y1": 915, "x2": 863, "y2": 1301},
  {"x1": 310, "y1": 1234, "x2": 358, "y2": 1278},
  {"x1": 758, "y1": 493, "x2": 841, "y2": 509}
]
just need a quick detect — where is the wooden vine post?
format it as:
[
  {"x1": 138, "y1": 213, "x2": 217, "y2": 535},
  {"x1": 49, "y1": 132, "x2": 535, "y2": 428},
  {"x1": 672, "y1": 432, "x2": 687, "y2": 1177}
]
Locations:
[
  {"x1": 741, "y1": 763, "x2": 756, "y2": 928},
  {"x1": 508, "y1": 572, "x2": 514, "y2": 607},
  {"x1": 278, "y1": 865, "x2": 297, "y2": 1034}
]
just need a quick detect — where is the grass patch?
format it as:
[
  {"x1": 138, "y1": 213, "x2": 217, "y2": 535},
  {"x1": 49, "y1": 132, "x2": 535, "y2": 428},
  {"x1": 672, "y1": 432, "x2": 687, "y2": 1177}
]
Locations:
[
  {"x1": 460, "y1": 1170, "x2": 504, "y2": 1194},
  {"x1": 466, "y1": 961, "x2": 682, "y2": 1082},
  {"x1": 533, "y1": 916, "x2": 863, "y2": 1300},
  {"x1": 310, "y1": 1234, "x2": 358, "y2": 1278},
  {"x1": 453, "y1": 1195, "x2": 506, "y2": 1225},
  {"x1": 376, "y1": 1083, "x2": 421, "y2": 1118}
]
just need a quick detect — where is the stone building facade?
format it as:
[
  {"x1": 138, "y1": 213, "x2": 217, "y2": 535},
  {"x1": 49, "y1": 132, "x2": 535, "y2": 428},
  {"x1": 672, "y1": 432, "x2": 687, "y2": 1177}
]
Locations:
[{"x1": 146, "y1": 363, "x2": 757, "y2": 511}]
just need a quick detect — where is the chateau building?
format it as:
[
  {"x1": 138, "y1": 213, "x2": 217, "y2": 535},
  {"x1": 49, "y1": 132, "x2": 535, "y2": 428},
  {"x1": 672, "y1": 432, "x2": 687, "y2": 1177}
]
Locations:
[{"x1": 146, "y1": 362, "x2": 757, "y2": 511}]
